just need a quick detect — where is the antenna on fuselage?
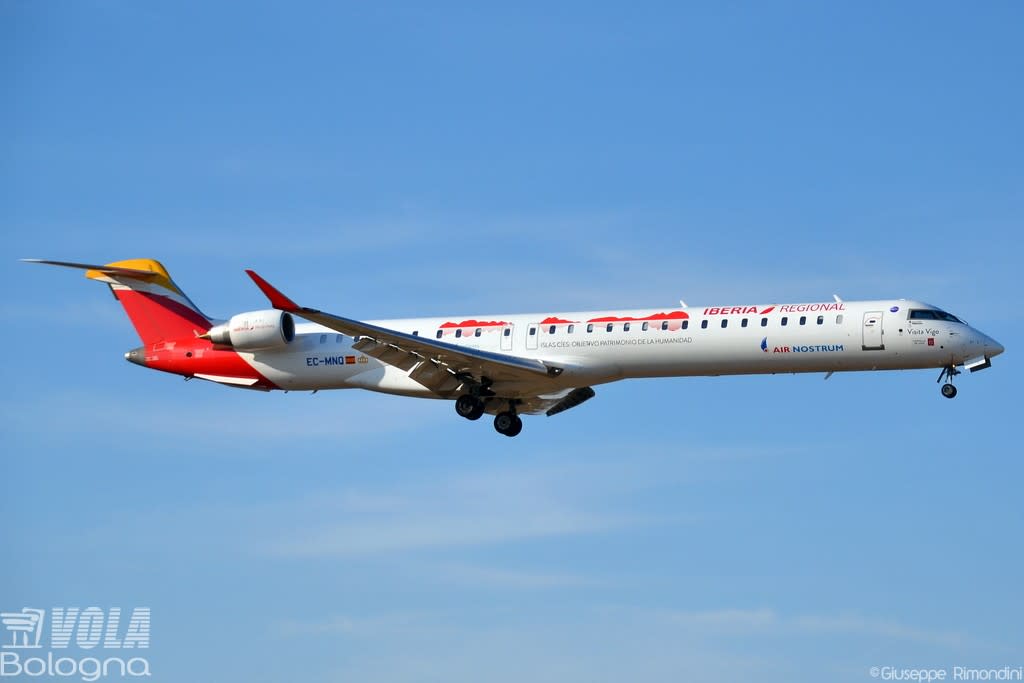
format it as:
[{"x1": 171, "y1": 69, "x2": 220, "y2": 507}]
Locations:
[
  {"x1": 679, "y1": 299, "x2": 688, "y2": 308},
  {"x1": 833, "y1": 294, "x2": 843, "y2": 303}
]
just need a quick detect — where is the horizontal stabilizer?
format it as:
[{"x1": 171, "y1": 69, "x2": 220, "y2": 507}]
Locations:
[
  {"x1": 21, "y1": 259, "x2": 163, "y2": 279},
  {"x1": 22, "y1": 258, "x2": 211, "y2": 345}
]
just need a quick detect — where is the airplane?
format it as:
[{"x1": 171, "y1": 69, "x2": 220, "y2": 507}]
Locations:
[{"x1": 25, "y1": 258, "x2": 1005, "y2": 437}]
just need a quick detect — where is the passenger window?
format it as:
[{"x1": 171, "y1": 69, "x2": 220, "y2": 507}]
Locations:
[
  {"x1": 606, "y1": 323, "x2": 613, "y2": 332},
  {"x1": 836, "y1": 314, "x2": 843, "y2": 324},
  {"x1": 529, "y1": 327, "x2": 536, "y2": 336},
  {"x1": 682, "y1": 320, "x2": 689, "y2": 330},
  {"x1": 455, "y1": 329, "x2": 462, "y2": 338},
  {"x1": 436, "y1": 330, "x2": 443, "y2": 339},
  {"x1": 741, "y1": 318, "x2": 748, "y2": 328},
  {"x1": 799, "y1": 316, "x2": 806, "y2": 325},
  {"x1": 336, "y1": 334, "x2": 343, "y2": 342},
  {"x1": 624, "y1": 323, "x2": 631, "y2": 332},
  {"x1": 761, "y1": 317, "x2": 768, "y2": 327},
  {"x1": 319, "y1": 334, "x2": 327, "y2": 344},
  {"x1": 475, "y1": 328, "x2": 482, "y2": 337},
  {"x1": 661, "y1": 321, "x2": 669, "y2": 331},
  {"x1": 701, "y1": 320, "x2": 708, "y2": 329},
  {"x1": 721, "y1": 319, "x2": 728, "y2": 328},
  {"x1": 642, "y1": 322, "x2": 649, "y2": 331},
  {"x1": 503, "y1": 328, "x2": 511, "y2": 336},
  {"x1": 817, "y1": 315, "x2": 823, "y2": 325},
  {"x1": 568, "y1": 324, "x2": 574, "y2": 334},
  {"x1": 549, "y1": 325, "x2": 556, "y2": 334},
  {"x1": 781, "y1": 317, "x2": 788, "y2": 326},
  {"x1": 587, "y1": 323, "x2": 594, "y2": 333}
]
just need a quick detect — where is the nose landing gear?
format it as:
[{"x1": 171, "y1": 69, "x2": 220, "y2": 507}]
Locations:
[{"x1": 937, "y1": 365, "x2": 960, "y2": 399}]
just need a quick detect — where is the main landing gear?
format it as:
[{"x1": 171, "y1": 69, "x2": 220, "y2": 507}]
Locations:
[
  {"x1": 493, "y1": 410, "x2": 523, "y2": 438},
  {"x1": 455, "y1": 394, "x2": 485, "y2": 420},
  {"x1": 454, "y1": 394, "x2": 524, "y2": 436},
  {"x1": 937, "y1": 364, "x2": 960, "y2": 399}
]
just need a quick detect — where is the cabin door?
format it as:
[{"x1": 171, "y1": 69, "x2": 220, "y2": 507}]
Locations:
[
  {"x1": 526, "y1": 323, "x2": 539, "y2": 350},
  {"x1": 862, "y1": 311, "x2": 884, "y2": 350}
]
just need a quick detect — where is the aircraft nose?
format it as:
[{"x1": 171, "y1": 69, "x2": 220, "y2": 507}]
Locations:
[{"x1": 986, "y1": 337, "x2": 1005, "y2": 357}]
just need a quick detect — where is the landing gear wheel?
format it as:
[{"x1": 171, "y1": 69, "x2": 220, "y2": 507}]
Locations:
[
  {"x1": 455, "y1": 395, "x2": 485, "y2": 420},
  {"x1": 936, "y1": 365, "x2": 960, "y2": 399},
  {"x1": 494, "y1": 411, "x2": 523, "y2": 437}
]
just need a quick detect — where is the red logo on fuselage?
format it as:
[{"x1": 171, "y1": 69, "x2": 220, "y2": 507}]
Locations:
[
  {"x1": 587, "y1": 311, "x2": 689, "y2": 323},
  {"x1": 439, "y1": 319, "x2": 508, "y2": 328},
  {"x1": 703, "y1": 306, "x2": 775, "y2": 315}
]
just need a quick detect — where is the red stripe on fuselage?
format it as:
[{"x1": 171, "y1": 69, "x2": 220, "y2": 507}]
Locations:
[
  {"x1": 587, "y1": 311, "x2": 689, "y2": 323},
  {"x1": 439, "y1": 319, "x2": 509, "y2": 328}
]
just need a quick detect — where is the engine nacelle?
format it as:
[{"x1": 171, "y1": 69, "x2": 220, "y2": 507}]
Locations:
[{"x1": 206, "y1": 310, "x2": 295, "y2": 351}]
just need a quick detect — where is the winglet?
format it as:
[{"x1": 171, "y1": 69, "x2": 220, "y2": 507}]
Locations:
[{"x1": 245, "y1": 270, "x2": 300, "y2": 311}]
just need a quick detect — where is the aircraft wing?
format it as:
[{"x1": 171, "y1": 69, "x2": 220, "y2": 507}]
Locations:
[{"x1": 245, "y1": 270, "x2": 563, "y2": 395}]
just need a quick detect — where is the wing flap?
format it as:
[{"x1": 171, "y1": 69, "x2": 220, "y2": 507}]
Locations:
[
  {"x1": 356, "y1": 339, "x2": 423, "y2": 372},
  {"x1": 408, "y1": 360, "x2": 463, "y2": 393}
]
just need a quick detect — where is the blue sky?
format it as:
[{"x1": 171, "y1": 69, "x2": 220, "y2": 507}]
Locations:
[{"x1": 2, "y1": 2, "x2": 1022, "y2": 681}]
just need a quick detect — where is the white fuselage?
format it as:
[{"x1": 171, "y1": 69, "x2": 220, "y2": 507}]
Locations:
[{"x1": 241, "y1": 299, "x2": 1002, "y2": 403}]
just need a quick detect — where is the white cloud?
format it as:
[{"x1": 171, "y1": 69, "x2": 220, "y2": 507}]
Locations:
[
  {"x1": 657, "y1": 607, "x2": 969, "y2": 648},
  {"x1": 264, "y1": 469, "x2": 635, "y2": 557},
  {"x1": 0, "y1": 387, "x2": 444, "y2": 444},
  {"x1": 790, "y1": 612, "x2": 968, "y2": 649},
  {"x1": 270, "y1": 604, "x2": 971, "y2": 683},
  {"x1": 432, "y1": 562, "x2": 605, "y2": 589},
  {"x1": 665, "y1": 607, "x2": 779, "y2": 630},
  {"x1": 275, "y1": 612, "x2": 425, "y2": 639}
]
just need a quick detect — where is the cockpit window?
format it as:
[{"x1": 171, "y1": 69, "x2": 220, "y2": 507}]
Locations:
[{"x1": 909, "y1": 309, "x2": 962, "y2": 323}]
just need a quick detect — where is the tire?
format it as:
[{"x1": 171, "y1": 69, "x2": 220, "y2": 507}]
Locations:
[
  {"x1": 941, "y1": 383, "x2": 957, "y2": 399},
  {"x1": 494, "y1": 411, "x2": 516, "y2": 434},
  {"x1": 505, "y1": 416, "x2": 523, "y2": 437},
  {"x1": 456, "y1": 395, "x2": 484, "y2": 420}
]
